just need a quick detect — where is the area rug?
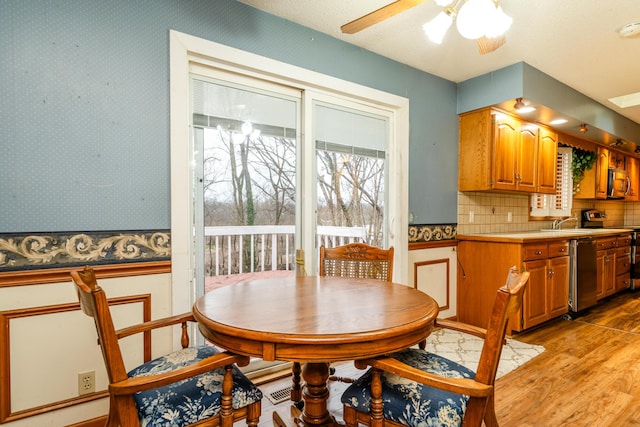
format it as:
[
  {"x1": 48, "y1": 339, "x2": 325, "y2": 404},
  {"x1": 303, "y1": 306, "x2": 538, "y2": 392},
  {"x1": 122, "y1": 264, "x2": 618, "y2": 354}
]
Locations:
[
  {"x1": 262, "y1": 328, "x2": 545, "y2": 405},
  {"x1": 423, "y1": 328, "x2": 545, "y2": 378}
]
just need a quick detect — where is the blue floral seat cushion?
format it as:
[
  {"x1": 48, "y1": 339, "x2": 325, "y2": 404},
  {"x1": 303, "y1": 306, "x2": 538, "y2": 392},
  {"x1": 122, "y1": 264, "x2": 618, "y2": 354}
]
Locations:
[
  {"x1": 341, "y1": 348, "x2": 476, "y2": 427},
  {"x1": 127, "y1": 346, "x2": 263, "y2": 427}
]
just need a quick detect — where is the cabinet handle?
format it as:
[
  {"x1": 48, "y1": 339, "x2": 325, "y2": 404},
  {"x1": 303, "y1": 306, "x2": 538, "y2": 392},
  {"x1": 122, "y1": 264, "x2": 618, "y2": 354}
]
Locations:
[
  {"x1": 559, "y1": 248, "x2": 566, "y2": 252},
  {"x1": 535, "y1": 250, "x2": 542, "y2": 255}
]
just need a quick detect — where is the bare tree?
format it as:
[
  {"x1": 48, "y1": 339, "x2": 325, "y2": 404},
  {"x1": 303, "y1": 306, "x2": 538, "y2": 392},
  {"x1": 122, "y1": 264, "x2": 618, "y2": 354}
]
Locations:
[{"x1": 317, "y1": 149, "x2": 385, "y2": 246}]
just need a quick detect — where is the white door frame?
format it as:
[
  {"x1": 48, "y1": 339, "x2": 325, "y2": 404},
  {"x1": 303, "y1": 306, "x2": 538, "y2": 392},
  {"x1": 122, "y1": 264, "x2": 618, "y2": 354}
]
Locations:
[{"x1": 169, "y1": 30, "x2": 409, "y2": 327}]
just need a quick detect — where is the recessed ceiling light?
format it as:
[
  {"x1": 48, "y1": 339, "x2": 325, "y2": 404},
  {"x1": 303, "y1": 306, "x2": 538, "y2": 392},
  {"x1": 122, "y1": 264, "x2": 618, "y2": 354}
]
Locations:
[
  {"x1": 550, "y1": 118, "x2": 568, "y2": 125},
  {"x1": 517, "y1": 106, "x2": 536, "y2": 114},
  {"x1": 609, "y1": 91, "x2": 640, "y2": 108}
]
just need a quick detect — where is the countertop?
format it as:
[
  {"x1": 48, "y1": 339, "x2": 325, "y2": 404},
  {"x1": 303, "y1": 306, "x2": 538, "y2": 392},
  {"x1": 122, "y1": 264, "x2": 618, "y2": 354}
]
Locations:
[{"x1": 457, "y1": 228, "x2": 633, "y2": 243}]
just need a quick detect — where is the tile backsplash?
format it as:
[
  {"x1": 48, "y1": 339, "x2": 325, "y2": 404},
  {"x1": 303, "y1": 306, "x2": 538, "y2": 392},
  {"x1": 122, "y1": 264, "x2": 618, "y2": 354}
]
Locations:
[{"x1": 457, "y1": 192, "x2": 629, "y2": 235}]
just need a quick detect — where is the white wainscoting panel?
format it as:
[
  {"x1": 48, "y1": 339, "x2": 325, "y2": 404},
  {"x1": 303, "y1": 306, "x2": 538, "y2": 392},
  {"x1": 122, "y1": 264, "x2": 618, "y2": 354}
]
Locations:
[{"x1": 408, "y1": 245, "x2": 457, "y2": 319}]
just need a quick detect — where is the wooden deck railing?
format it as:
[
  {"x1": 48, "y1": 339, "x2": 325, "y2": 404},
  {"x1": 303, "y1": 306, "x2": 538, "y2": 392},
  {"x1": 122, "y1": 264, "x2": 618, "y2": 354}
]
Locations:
[{"x1": 203, "y1": 225, "x2": 367, "y2": 276}]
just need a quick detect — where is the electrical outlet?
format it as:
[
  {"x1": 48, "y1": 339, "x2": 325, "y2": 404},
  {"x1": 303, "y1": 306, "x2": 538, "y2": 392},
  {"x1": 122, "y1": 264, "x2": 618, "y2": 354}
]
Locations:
[{"x1": 78, "y1": 371, "x2": 95, "y2": 395}]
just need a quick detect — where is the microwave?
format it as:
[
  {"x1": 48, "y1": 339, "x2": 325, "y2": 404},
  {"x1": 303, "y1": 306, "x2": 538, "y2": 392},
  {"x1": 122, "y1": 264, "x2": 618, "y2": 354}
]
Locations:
[{"x1": 607, "y1": 167, "x2": 630, "y2": 199}]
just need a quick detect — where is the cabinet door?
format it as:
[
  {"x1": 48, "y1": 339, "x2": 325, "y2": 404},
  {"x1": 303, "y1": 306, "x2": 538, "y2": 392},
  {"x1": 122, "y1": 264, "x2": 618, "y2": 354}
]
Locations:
[
  {"x1": 548, "y1": 256, "x2": 570, "y2": 318},
  {"x1": 537, "y1": 128, "x2": 558, "y2": 194},
  {"x1": 492, "y1": 115, "x2": 520, "y2": 191},
  {"x1": 625, "y1": 157, "x2": 638, "y2": 201},
  {"x1": 596, "y1": 250, "x2": 605, "y2": 299},
  {"x1": 523, "y1": 259, "x2": 548, "y2": 328},
  {"x1": 517, "y1": 125, "x2": 538, "y2": 192},
  {"x1": 605, "y1": 249, "x2": 616, "y2": 297},
  {"x1": 595, "y1": 147, "x2": 609, "y2": 199},
  {"x1": 597, "y1": 248, "x2": 616, "y2": 299}
]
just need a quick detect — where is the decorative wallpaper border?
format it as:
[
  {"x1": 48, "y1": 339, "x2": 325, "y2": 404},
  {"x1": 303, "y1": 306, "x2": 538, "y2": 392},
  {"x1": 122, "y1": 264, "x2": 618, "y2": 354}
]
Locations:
[
  {"x1": 0, "y1": 224, "x2": 455, "y2": 270},
  {"x1": 0, "y1": 230, "x2": 170, "y2": 271},
  {"x1": 408, "y1": 224, "x2": 457, "y2": 243}
]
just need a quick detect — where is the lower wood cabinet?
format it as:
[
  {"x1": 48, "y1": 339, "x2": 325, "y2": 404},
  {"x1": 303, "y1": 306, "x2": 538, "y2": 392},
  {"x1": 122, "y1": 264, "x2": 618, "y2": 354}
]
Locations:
[
  {"x1": 457, "y1": 232, "x2": 632, "y2": 333},
  {"x1": 596, "y1": 234, "x2": 631, "y2": 299},
  {"x1": 457, "y1": 238, "x2": 570, "y2": 333},
  {"x1": 521, "y1": 242, "x2": 570, "y2": 330},
  {"x1": 596, "y1": 247, "x2": 616, "y2": 299}
]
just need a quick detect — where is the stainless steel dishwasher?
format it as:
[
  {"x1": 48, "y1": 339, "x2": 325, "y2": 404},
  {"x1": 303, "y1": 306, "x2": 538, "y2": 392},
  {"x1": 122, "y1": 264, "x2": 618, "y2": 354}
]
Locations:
[{"x1": 568, "y1": 237, "x2": 597, "y2": 315}]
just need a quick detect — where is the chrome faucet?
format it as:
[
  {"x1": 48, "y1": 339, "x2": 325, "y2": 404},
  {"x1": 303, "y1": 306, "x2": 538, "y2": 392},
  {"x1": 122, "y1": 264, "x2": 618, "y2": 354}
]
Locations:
[{"x1": 552, "y1": 216, "x2": 579, "y2": 230}]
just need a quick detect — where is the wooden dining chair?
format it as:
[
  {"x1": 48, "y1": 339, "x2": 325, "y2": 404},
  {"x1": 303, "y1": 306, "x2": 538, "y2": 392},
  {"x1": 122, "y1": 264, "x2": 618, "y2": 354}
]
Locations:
[
  {"x1": 341, "y1": 266, "x2": 529, "y2": 427},
  {"x1": 291, "y1": 243, "x2": 395, "y2": 406},
  {"x1": 71, "y1": 266, "x2": 262, "y2": 427},
  {"x1": 319, "y1": 242, "x2": 394, "y2": 282}
]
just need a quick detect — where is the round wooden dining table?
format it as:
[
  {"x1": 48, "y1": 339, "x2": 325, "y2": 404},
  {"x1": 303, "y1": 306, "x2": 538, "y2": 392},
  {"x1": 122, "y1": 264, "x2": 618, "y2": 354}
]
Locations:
[{"x1": 192, "y1": 275, "x2": 439, "y2": 427}]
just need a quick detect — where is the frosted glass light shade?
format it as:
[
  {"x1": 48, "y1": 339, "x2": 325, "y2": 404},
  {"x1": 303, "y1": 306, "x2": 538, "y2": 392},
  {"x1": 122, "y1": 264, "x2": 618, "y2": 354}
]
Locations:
[
  {"x1": 485, "y1": 5, "x2": 513, "y2": 38},
  {"x1": 423, "y1": 11, "x2": 453, "y2": 44},
  {"x1": 456, "y1": 0, "x2": 495, "y2": 39},
  {"x1": 434, "y1": 0, "x2": 455, "y2": 6}
]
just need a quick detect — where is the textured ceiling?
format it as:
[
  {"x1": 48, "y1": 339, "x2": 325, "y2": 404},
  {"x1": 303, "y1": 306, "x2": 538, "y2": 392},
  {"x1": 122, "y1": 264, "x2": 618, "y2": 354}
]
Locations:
[{"x1": 238, "y1": 0, "x2": 640, "y2": 128}]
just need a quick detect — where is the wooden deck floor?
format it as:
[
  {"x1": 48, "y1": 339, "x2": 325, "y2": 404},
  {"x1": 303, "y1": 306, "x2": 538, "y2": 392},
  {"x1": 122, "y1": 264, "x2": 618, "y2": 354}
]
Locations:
[
  {"x1": 255, "y1": 291, "x2": 640, "y2": 427},
  {"x1": 205, "y1": 270, "x2": 294, "y2": 292}
]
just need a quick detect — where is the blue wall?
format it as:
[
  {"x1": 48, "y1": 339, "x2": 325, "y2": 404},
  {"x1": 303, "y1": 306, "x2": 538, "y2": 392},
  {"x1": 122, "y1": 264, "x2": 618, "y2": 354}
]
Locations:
[{"x1": 0, "y1": 0, "x2": 458, "y2": 232}]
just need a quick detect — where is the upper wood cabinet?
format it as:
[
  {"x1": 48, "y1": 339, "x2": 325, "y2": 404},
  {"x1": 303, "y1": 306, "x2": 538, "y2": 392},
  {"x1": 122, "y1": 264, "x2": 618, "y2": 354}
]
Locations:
[
  {"x1": 537, "y1": 127, "x2": 559, "y2": 193},
  {"x1": 595, "y1": 147, "x2": 610, "y2": 199},
  {"x1": 458, "y1": 108, "x2": 557, "y2": 194},
  {"x1": 625, "y1": 156, "x2": 639, "y2": 201}
]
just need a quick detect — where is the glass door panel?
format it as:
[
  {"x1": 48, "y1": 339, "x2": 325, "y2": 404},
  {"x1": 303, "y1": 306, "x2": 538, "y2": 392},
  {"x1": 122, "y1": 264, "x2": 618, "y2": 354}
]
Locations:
[
  {"x1": 314, "y1": 102, "x2": 388, "y2": 251},
  {"x1": 192, "y1": 78, "x2": 299, "y2": 293}
]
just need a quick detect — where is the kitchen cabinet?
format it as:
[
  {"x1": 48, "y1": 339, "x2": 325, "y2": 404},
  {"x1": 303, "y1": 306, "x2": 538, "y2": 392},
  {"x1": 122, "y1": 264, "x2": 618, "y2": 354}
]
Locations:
[
  {"x1": 537, "y1": 127, "x2": 559, "y2": 193},
  {"x1": 616, "y1": 234, "x2": 632, "y2": 292},
  {"x1": 625, "y1": 156, "x2": 639, "y2": 201},
  {"x1": 595, "y1": 147, "x2": 610, "y2": 199},
  {"x1": 521, "y1": 241, "x2": 570, "y2": 329},
  {"x1": 457, "y1": 237, "x2": 569, "y2": 333},
  {"x1": 458, "y1": 108, "x2": 557, "y2": 194},
  {"x1": 596, "y1": 245, "x2": 616, "y2": 299},
  {"x1": 573, "y1": 144, "x2": 640, "y2": 200},
  {"x1": 595, "y1": 234, "x2": 631, "y2": 299}
]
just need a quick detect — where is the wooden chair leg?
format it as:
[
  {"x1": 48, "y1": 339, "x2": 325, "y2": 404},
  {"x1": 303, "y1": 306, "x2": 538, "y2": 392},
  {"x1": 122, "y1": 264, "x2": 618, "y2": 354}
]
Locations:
[
  {"x1": 343, "y1": 406, "x2": 358, "y2": 427},
  {"x1": 483, "y1": 394, "x2": 499, "y2": 427},
  {"x1": 291, "y1": 362, "x2": 302, "y2": 403},
  {"x1": 106, "y1": 395, "x2": 119, "y2": 427},
  {"x1": 246, "y1": 401, "x2": 261, "y2": 427},
  {"x1": 220, "y1": 365, "x2": 234, "y2": 427},
  {"x1": 370, "y1": 368, "x2": 384, "y2": 427},
  {"x1": 418, "y1": 339, "x2": 426, "y2": 350}
]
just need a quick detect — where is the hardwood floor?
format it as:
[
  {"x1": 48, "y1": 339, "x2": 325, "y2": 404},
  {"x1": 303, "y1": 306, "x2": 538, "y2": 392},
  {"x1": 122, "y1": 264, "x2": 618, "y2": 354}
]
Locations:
[
  {"x1": 496, "y1": 290, "x2": 640, "y2": 426},
  {"x1": 255, "y1": 290, "x2": 640, "y2": 427}
]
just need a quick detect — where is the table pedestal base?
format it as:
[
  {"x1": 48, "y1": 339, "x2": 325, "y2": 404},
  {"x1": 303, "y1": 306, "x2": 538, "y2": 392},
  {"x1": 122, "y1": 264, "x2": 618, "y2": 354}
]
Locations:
[{"x1": 273, "y1": 362, "x2": 340, "y2": 427}]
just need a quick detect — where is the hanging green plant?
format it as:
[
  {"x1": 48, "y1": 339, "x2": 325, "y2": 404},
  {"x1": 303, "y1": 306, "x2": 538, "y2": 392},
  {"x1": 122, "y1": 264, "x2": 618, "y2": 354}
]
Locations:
[{"x1": 571, "y1": 148, "x2": 597, "y2": 185}]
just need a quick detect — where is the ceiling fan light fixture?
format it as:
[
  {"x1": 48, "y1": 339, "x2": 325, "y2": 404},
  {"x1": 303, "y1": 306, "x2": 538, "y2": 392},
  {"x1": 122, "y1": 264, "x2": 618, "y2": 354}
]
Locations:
[
  {"x1": 485, "y1": 5, "x2": 512, "y2": 39},
  {"x1": 434, "y1": 0, "x2": 455, "y2": 6},
  {"x1": 423, "y1": 10, "x2": 454, "y2": 44},
  {"x1": 456, "y1": 0, "x2": 495, "y2": 39},
  {"x1": 579, "y1": 124, "x2": 588, "y2": 133}
]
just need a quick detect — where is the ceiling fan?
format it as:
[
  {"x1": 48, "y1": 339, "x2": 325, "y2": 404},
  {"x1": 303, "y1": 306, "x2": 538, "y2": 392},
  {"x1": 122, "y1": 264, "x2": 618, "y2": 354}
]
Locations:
[{"x1": 340, "y1": 0, "x2": 512, "y2": 54}]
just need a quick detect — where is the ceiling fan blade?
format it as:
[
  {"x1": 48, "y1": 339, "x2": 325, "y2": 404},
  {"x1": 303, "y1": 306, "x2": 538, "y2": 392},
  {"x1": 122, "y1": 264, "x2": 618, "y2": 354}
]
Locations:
[
  {"x1": 477, "y1": 35, "x2": 507, "y2": 55},
  {"x1": 341, "y1": 0, "x2": 428, "y2": 34}
]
